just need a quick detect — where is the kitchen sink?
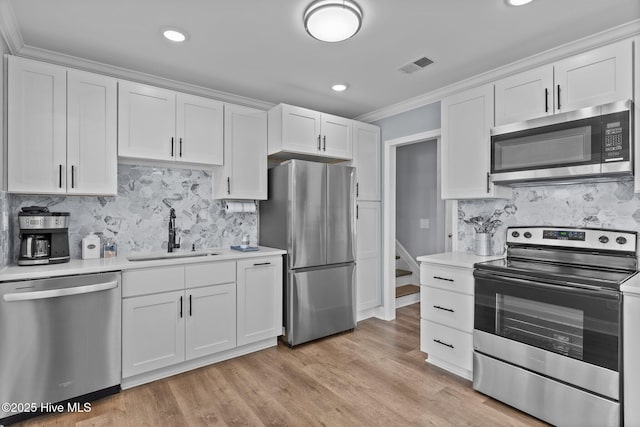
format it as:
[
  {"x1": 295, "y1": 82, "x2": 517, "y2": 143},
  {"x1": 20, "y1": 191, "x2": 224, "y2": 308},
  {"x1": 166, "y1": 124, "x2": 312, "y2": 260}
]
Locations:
[{"x1": 127, "y1": 251, "x2": 220, "y2": 262}]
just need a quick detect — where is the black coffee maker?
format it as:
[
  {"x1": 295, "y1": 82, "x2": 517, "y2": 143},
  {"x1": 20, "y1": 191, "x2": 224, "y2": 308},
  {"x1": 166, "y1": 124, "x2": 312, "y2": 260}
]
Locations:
[{"x1": 18, "y1": 206, "x2": 70, "y2": 265}]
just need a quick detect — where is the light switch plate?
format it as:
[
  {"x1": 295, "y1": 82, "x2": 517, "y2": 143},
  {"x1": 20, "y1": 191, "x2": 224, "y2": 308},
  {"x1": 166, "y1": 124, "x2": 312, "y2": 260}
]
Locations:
[
  {"x1": 0, "y1": 212, "x2": 7, "y2": 232},
  {"x1": 420, "y1": 218, "x2": 430, "y2": 229}
]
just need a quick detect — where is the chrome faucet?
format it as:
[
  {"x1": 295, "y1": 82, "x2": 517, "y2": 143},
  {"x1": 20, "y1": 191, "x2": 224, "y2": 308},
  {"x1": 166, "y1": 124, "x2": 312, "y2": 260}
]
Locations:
[{"x1": 168, "y1": 208, "x2": 181, "y2": 253}]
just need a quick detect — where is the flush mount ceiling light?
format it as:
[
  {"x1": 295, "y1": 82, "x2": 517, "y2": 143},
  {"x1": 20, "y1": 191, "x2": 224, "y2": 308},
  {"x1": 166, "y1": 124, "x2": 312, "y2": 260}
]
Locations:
[
  {"x1": 304, "y1": 0, "x2": 363, "y2": 42},
  {"x1": 162, "y1": 28, "x2": 188, "y2": 42},
  {"x1": 332, "y1": 83, "x2": 349, "y2": 92},
  {"x1": 506, "y1": 0, "x2": 533, "y2": 5}
]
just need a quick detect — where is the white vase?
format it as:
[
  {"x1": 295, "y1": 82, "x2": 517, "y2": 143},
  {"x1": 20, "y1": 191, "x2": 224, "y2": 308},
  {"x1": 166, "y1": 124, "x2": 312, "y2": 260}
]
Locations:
[{"x1": 474, "y1": 232, "x2": 491, "y2": 256}]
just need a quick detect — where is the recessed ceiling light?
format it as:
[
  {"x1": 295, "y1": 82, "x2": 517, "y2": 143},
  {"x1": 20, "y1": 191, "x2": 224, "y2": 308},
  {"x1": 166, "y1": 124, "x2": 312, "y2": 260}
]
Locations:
[
  {"x1": 506, "y1": 0, "x2": 533, "y2": 5},
  {"x1": 332, "y1": 83, "x2": 349, "y2": 92},
  {"x1": 163, "y1": 29, "x2": 187, "y2": 42},
  {"x1": 304, "y1": 0, "x2": 363, "y2": 43}
]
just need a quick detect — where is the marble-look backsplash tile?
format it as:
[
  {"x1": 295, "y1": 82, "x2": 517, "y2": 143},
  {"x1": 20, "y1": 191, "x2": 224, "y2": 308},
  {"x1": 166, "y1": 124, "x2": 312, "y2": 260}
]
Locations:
[
  {"x1": 9, "y1": 165, "x2": 257, "y2": 261},
  {"x1": 458, "y1": 178, "x2": 640, "y2": 255},
  {"x1": 0, "y1": 191, "x2": 9, "y2": 268}
]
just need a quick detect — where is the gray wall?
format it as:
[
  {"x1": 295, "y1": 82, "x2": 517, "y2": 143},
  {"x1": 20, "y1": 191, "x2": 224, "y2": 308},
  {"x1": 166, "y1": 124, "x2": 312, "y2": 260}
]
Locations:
[
  {"x1": 396, "y1": 141, "x2": 444, "y2": 259},
  {"x1": 373, "y1": 102, "x2": 440, "y2": 142}
]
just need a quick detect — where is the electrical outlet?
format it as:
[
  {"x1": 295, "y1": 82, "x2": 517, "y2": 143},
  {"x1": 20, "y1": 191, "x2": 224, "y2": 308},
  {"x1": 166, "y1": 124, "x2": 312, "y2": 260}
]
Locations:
[{"x1": 420, "y1": 218, "x2": 430, "y2": 229}]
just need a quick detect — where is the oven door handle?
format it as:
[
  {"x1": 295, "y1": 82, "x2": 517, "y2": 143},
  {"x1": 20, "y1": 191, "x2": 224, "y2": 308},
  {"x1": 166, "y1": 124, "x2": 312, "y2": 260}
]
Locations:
[{"x1": 474, "y1": 269, "x2": 620, "y2": 299}]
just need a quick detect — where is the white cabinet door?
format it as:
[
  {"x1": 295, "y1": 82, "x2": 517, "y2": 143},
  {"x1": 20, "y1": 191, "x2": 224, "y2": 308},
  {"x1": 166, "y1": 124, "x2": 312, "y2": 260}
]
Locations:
[
  {"x1": 185, "y1": 283, "x2": 236, "y2": 360},
  {"x1": 352, "y1": 122, "x2": 381, "y2": 201},
  {"x1": 176, "y1": 93, "x2": 224, "y2": 165},
  {"x1": 8, "y1": 56, "x2": 67, "y2": 194},
  {"x1": 321, "y1": 113, "x2": 352, "y2": 159},
  {"x1": 554, "y1": 39, "x2": 632, "y2": 113},
  {"x1": 356, "y1": 201, "x2": 381, "y2": 311},
  {"x1": 236, "y1": 257, "x2": 283, "y2": 346},
  {"x1": 214, "y1": 104, "x2": 267, "y2": 200},
  {"x1": 441, "y1": 84, "x2": 511, "y2": 199},
  {"x1": 66, "y1": 70, "x2": 117, "y2": 195},
  {"x1": 118, "y1": 81, "x2": 176, "y2": 161},
  {"x1": 281, "y1": 104, "x2": 322, "y2": 154},
  {"x1": 122, "y1": 290, "x2": 185, "y2": 377},
  {"x1": 494, "y1": 65, "x2": 554, "y2": 125}
]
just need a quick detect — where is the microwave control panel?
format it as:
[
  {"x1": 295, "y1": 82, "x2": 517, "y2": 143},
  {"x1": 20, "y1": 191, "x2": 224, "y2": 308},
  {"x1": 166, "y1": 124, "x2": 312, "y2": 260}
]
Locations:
[{"x1": 602, "y1": 111, "x2": 629, "y2": 162}]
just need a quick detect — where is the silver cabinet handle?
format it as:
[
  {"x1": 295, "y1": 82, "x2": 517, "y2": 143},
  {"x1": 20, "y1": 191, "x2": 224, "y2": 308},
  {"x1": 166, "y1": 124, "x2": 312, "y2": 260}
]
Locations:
[
  {"x1": 253, "y1": 262, "x2": 271, "y2": 266},
  {"x1": 433, "y1": 339, "x2": 454, "y2": 349},
  {"x1": 433, "y1": 305, "x2": 454, "y2": 313},
  {"x1": 433, "y1": 276, "x2": 454, "y2": 282},
  {"x1": 4, "y1": 281, "x2": 118, "y2": 302},
  {"x1": 59, "y1": 164, "x2": 63, "y2": 188},
  {"x1": 71, "y1": 165, "x2": 76, "y2": 188},
  {"x1": 323, "y1": 135, "x2": 326, "y2": 151},
  {"x1": 317, "y1": 135, "x2": 321, "y2": 151},
  {"x1": 227, "y1": 177, "x2": 231, "y2": 195}
]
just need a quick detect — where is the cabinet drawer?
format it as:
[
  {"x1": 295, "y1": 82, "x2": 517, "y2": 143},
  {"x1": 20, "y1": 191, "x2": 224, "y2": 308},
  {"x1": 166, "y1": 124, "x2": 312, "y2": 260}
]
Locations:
[
  {"x1": 123, "y1": 266, "x2": 185, "y2": 297},
  {"x1": 420, "y1": 286, "x2": 473, "y2": 332},
  {"x1": 186, "y1": 261, "x2": 236, "y2": 288},
  {"x1": 420, "y1": 319, "x2": 472, "y2": 372},
  {"x1": 420, "y1": 264, "x2": 473, "y2": 295}
]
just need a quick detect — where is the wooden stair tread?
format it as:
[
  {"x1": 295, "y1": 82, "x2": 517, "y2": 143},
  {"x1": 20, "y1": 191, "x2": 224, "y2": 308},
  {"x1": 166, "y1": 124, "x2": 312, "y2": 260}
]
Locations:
[
  {"x1": 396, "y1": 268, "x2": 412, "y2": 278},
  {"x1": 396, "y1": 284, "x2": 420, "y2": 298}
]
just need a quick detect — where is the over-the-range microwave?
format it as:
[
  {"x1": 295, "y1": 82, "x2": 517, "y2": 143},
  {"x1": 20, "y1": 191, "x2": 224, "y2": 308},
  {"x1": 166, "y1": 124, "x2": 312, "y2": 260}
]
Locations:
[{"x1": 490, "y1": 100, "x2": 633, "y2": 185}]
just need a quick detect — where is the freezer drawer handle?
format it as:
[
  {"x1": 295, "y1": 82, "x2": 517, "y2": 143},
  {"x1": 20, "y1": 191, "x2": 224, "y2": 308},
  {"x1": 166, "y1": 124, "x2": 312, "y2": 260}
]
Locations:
[
  {"x1": 253, "y1": 262, "x2": 271, "y2": 266},
  {"x1": 433, "y1": 305, "x2": 454, "y2": 313},
  {"x1": 433, "y1": 276, "x2": 454, "y2": 282},
  {"x1": 3, "y1": 281, "x2": 118, "y2": 302},
  {"x1": 433, "y1": 339, "x2": 454, "y2": 349}
]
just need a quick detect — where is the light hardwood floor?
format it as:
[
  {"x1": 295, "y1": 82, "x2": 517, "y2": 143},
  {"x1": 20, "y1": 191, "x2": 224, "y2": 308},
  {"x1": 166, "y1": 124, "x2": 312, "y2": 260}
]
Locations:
[{"x1": 16, "y1": 303, "x2": 546, "y2": 426}]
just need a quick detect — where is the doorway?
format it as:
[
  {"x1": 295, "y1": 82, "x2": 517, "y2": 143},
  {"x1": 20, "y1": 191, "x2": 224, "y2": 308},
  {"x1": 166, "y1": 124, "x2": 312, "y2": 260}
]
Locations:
[{"x1": 382, "y1": 129, "x2": 455, "y2": 320}]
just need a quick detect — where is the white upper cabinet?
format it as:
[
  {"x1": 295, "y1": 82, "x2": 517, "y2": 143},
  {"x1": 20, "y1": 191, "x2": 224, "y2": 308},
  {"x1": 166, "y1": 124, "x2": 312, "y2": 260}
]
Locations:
[
  {"x1": 554, "y1": 39, "x2": 632, "y2": 113},
  {"x1": 352, "y1": 122, "x2": 381, "y2": 201},
  {"x1": 494, "y1": 65, "x2": 554, "y2": 126},
  {"x1": 8, "y1": 56, "x2": 117, "y2": 195},
  {"x1": 66, "y1": 70, "x2": 118, "y2": 195},
  {"x1": 268, "y1": 103, "x2": 353, "y2": 161},
  {"x1": 441, "y1": 84, "x2": 511, "y2": 200},
  {"x1": 321, "y1": 113, "x2": 353, "y2": 159},
  {"x1": 118, "y1": 81, "x2": 176, "y2": 162},
  {"x1": 213, "y1": 104, "x2": 268, "y2": 200},
  {"x1": 118, "y1": 82, "x2": 224, "y2": 166},
  {"x1": 175, "y1": 93, "x2": 224, "y2": 165},
  {"x1": 495, "y1": 39, "x2": 632, "y2": 126}
]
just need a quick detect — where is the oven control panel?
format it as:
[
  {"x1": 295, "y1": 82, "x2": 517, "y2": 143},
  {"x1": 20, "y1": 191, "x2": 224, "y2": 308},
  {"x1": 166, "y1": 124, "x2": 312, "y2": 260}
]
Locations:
[{"x1": 507, "y1": 227, "x2": 637, "y2": 252}]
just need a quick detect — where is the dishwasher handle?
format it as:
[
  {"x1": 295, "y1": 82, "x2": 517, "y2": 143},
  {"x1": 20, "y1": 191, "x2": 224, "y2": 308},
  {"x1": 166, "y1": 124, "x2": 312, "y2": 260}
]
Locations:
[{"x1": 3, "y1": 281, "x2": 118, "y2": 302}]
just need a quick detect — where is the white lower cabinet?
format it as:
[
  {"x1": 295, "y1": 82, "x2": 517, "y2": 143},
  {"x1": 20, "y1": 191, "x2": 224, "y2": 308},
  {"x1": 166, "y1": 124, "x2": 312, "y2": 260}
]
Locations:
[
  {"x1": 237, "y1": 257, "x2": 283, "y2": 346},
  {"x1": 122, "y1": 290, "x2": 186, "y2": 377},
  {"x1": 122, "y1": 256, "x2": 282, "y2": 384},
  {"x1": 419, "y1": 260, "x2": 475, "y2": 380},
  {"x1": 185, "y1": 283, "x2": 236, "y2": 360},
  {"x1": 624, "y1": 292, "x2": 640, "y2": 426}
]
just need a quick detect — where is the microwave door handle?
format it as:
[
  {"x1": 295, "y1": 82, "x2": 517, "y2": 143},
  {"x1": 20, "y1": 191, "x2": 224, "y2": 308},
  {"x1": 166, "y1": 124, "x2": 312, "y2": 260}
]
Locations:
[{"x1": 474, "y1": 270, "x2": 619, "y2": 299}]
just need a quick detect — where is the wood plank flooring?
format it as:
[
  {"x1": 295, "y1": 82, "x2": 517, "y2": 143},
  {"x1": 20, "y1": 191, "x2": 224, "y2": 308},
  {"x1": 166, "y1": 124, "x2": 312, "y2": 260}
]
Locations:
[{"x1": 15, "y1": 304, "x2": 547, "y2": 426}]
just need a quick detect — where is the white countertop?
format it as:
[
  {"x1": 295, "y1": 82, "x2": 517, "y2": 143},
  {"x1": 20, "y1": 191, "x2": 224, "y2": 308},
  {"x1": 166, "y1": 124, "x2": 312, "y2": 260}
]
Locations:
[
  {"x1": 416, "y1": 251, "x2": 504, "y2": 269},
  {"x1": 0, "y1": 246, "x2": 286, "y2": 282}
]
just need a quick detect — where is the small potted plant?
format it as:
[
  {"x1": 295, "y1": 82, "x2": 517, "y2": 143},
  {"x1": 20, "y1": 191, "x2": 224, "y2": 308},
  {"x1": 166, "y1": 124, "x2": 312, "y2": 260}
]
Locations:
[{"x1": 464, "y1": 211, "x2": 503, "y2": 256}]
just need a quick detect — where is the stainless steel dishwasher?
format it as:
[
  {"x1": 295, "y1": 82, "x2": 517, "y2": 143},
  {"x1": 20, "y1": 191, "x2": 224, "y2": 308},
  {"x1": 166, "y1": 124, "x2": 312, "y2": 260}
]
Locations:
[{"x1": 0, "y1": 271, "x2": 121, "y2": 424}]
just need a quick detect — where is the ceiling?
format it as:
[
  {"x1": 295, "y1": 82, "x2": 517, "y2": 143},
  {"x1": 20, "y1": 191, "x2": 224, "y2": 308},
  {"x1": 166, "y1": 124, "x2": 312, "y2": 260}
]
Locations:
[{"x1": 5, "y1": 0, "x2": 640, "y2": 118}]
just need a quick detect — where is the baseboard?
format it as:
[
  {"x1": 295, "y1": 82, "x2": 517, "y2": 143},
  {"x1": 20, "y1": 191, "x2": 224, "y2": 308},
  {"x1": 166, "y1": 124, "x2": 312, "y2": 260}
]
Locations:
[{"x1": 395, "y1": 292, "x2": 420, "y2": 308}]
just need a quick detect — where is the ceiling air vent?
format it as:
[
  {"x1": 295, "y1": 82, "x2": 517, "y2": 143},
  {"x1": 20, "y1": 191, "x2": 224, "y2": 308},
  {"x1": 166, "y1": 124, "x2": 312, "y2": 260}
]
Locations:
[{"x1": 398, "y1": 56, "x2": 434, "y2": 74}]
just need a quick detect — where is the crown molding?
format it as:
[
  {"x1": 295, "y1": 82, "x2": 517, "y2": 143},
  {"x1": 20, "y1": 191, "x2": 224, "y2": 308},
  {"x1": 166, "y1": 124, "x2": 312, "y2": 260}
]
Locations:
[
  {"x1": 0, "y1": 0, "x2": 24, "y2": 54},
  {"x1": 17, "y1": 45, "x2": 275, "y2": 110},
  {"x1": 357, "y1": 19, "x2": 640, "y2": 123}
]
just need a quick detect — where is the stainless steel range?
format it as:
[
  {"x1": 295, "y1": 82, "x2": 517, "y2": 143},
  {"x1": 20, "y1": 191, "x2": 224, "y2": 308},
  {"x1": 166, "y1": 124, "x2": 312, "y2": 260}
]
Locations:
[{"x1": 473, "y1": 226, "x2": 638, "y2": 427}]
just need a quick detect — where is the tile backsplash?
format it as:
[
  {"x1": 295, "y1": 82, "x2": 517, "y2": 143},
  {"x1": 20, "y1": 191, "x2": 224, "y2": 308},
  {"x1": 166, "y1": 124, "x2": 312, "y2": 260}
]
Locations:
[
  {"x1": 0, "y1": 191, "x2": 9, "y2": 268},
  {"x1": 9, "y1": 165, "x2": 257, "y2": 260},
  {"x1": 458, "y1": 178, "x2": 640, "y2": 255}
]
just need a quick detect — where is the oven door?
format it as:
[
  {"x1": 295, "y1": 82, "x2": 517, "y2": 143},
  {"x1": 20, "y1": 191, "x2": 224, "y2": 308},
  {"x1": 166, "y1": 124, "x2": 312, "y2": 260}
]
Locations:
[{"x1": 473, "y1": 269, "x2": 621, "y2": 400}]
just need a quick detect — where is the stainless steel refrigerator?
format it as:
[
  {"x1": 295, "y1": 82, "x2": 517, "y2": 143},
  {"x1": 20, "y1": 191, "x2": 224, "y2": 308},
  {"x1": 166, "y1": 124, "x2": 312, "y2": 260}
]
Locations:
[{"x1": 259, "y1": 160, "x2": 356, "y2": 346}]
